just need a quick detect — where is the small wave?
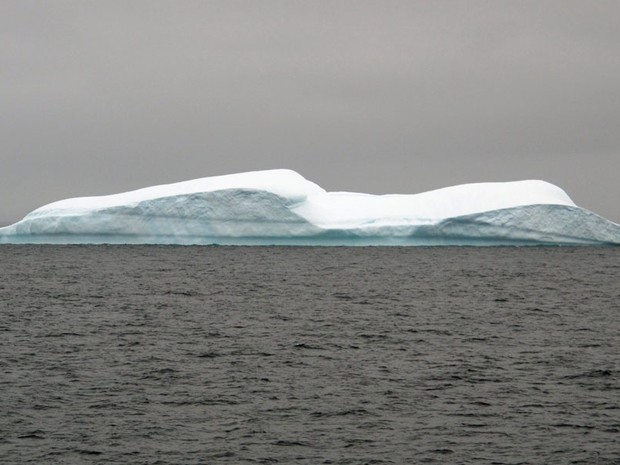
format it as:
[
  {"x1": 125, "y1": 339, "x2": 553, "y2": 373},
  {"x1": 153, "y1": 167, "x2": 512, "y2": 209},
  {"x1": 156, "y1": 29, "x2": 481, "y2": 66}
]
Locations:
[{"x1": 564, "y1": 369, "x2": 612, "y2": 379}]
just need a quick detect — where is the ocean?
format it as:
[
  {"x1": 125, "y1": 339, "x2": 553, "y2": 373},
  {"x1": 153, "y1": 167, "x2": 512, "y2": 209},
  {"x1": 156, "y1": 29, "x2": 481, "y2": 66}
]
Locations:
[{"x1": 0, "y1": 246, "x2": 618, "y2": 464}]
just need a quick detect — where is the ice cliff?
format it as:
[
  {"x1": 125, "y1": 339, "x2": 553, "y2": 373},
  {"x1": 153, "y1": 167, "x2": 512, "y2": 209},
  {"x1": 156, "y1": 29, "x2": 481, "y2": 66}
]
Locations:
[{"x1": 1, "y1": 169, "x2": 619, "y2": 245}]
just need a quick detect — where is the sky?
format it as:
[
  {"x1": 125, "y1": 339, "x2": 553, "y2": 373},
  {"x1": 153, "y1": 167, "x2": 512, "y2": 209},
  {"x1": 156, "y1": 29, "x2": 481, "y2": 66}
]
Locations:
[{"x1": 2, "y1": 0, "x2": 620, "y2": 226}]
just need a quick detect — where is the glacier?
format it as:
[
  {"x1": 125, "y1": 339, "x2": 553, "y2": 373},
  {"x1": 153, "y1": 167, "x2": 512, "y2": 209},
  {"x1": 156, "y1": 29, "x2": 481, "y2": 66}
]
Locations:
[{"x1": 1, "y1": 169, "x2": 619, "y2": 246}]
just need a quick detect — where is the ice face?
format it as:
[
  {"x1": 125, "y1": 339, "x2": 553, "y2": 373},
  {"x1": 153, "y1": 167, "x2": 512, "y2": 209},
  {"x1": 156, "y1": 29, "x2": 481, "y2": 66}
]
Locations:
[{"x1": 1, "y1": 169, "x2": 619, "y2": 245}]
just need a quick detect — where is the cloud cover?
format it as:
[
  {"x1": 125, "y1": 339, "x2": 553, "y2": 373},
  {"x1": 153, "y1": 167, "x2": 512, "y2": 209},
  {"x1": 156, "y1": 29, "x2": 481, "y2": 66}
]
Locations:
[{"x1": 2, "y1": 0, "x2": 619, "y2": 225}]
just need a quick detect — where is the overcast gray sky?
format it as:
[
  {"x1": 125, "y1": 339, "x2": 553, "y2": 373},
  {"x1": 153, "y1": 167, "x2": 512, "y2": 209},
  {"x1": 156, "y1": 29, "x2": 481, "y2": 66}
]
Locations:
[{"x1": 2, "y1": 0, "x2": 619, "y2": 226}]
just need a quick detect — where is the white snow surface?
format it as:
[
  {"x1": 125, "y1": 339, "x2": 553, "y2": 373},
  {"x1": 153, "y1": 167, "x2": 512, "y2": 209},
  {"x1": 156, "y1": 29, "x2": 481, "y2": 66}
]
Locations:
[
  {"x1": 27, "y1": 169, "x2": 325, "y2": 218},
  {"x1": 27, "y1": 168, "x2": 573, "y2": 224},
  {"x1": 294, "y1": 179, "x2": 575, "y2": 228},
  {"x1": 2, "y1": 169, "x2": 619, "y2": 245}
]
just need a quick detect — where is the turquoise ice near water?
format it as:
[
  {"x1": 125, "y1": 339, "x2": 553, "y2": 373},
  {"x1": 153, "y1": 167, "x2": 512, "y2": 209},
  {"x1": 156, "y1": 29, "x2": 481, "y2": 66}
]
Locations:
[{"x1": 1, "y1": 169, "x2": 620, "y2": 245}]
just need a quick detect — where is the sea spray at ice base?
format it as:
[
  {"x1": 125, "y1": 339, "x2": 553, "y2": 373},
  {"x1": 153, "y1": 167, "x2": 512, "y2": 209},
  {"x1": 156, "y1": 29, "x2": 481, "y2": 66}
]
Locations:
[{"x1": 1, "y1": 169, "x2": 619, "y2": 245}]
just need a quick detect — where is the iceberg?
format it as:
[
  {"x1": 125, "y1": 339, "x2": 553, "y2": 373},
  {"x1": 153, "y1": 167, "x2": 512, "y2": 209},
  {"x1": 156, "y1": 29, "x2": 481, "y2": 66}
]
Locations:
[{"x1": 1, "y1": 169, "x2": 619, "y2": 246}]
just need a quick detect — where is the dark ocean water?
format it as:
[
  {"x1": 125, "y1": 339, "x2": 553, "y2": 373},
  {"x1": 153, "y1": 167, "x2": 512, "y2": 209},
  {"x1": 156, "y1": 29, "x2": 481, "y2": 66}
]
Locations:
[{"x1": 0, "y1": 246, "x2": 619, "y2": 465}]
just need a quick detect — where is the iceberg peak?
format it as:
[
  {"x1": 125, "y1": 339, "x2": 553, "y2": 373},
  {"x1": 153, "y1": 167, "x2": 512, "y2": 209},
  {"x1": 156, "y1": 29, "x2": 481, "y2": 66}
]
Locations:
[
  {"x1": 1, "y1": 169, "x2": 618, "y2": 246},
  {"x1": 26, "y1": 169, "x2": 325, "y2": 219}
]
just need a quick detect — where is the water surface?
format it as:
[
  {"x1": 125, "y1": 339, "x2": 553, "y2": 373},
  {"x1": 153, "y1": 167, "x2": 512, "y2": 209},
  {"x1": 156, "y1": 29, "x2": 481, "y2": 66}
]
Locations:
[{"x1": 1, "y1": 246, "x2": 618, "y2": 464}]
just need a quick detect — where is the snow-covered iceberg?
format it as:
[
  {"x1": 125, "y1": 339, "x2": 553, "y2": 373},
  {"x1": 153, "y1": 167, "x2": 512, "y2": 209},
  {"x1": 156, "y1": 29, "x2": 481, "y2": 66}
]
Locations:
[{"x1": 1, "y1": 169, "x2": 619, "y2": 245}]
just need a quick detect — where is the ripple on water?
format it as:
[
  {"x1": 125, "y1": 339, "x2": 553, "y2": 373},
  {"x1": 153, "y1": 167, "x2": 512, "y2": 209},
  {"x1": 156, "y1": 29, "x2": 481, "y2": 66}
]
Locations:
[{"x1": 0, "y1": 245, "x2": 619, "y2": 464}]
